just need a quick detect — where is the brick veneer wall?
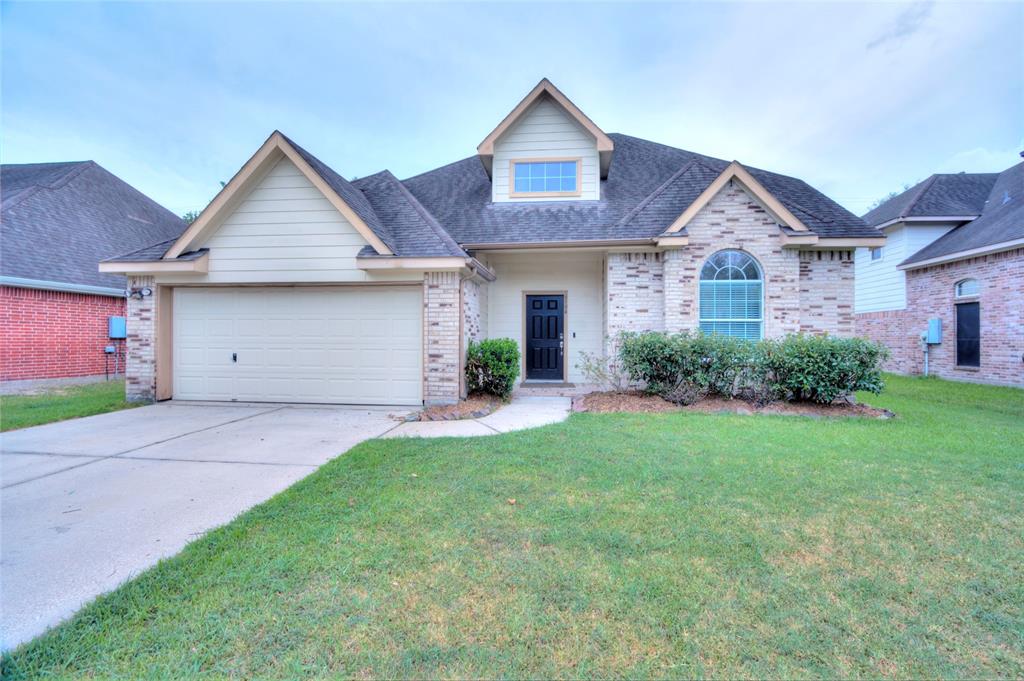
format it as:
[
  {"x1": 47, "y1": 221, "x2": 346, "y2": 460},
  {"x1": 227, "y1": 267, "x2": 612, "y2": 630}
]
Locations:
[
  {"x1": 424, "y1": 271, "x2": 461, "y2": 404},
  {"x1": 663, "y1": 182, "x2": 801, "y2": 336},
  {"x1": 125, "y1": 275, "x2": 157, "y2": 401},
  {"x1": 0, "y1": 285, "x2": 126, "y2": 381},
  {"x1": 606, "y1": 252, "x2": 665, "y2": 344},
  {"x1": 855, "y1": 248, "x2": 1024, "y2": 386},
  {"x1": 798, "y1": 250, "x2": 855, "y2": 336}
]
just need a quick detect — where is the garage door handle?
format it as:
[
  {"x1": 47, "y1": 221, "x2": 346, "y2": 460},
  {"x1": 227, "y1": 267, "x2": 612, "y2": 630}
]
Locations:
[{"x1": 232, "y1": 352, "x2": 237, "y2": 363}]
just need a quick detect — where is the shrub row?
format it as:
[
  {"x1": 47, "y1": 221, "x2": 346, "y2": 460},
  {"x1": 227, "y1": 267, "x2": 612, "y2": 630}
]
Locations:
[{"x1": 618, "y1": 332, "x2": 888, "y2": 404}]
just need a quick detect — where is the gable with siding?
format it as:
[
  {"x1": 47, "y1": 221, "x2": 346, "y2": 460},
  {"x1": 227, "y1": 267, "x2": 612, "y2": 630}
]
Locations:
[
  {"x1": 491, "y1": 96, "x2": 600, "y2": 203},
  {"x1": 194, "y1": 157, "x2": 419, "y2": 284}
]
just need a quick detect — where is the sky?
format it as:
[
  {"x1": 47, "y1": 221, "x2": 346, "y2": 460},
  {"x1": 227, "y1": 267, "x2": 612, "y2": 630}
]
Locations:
[{"x1": 2, "y1": 1, "x2": 1022, "y2": 218}]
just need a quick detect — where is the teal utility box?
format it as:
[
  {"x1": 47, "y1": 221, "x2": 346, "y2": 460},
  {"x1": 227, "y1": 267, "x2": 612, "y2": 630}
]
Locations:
[
  {"x1": 108, "y1": 316, "x2": 127, "y2": 339},
  {"x1": 926, "y1": 318, "x2": 942, "y2": 344}
]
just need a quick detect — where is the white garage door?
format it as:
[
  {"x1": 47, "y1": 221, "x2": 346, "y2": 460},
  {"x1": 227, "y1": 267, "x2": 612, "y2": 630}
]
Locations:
[{"x1": 173, "y1": 286, "x2": 422, "y2": 405}]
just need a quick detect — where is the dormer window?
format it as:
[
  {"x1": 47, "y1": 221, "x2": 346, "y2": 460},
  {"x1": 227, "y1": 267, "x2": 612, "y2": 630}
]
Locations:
[{"x1": 510, "y1": 159, "x2": 581, "y2": 198}]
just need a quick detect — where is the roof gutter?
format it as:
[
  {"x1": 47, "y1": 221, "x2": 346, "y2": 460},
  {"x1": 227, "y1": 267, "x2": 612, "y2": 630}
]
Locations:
[
  {"x1": 461, "y1": 238, "x2": 654, "y2": 251},
  {"x1": 898, "y1": 237, "x2": 1024, "y2": 271},
  {"x1": 356, "y1": 255, "x2": 497, "y2": 282},
  {"x1": 0, "y1": 275, "x2": 125, "y2": 297}
]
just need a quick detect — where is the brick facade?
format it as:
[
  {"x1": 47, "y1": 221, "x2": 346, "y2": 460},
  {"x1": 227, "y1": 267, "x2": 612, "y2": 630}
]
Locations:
[
  {"x1": 606, "y1": 252, "x2": 665, "y2": 345},
  {"x1": 856, "y1": 248, "x2": 1024, "y2": 386},
  {"x1": 424, "y1": 271, "x2": 461, "y2": 404},
  {"x1": 125, "y1": 276, "x2": 157, "y2": 401},
  {"x1": 602, "y1": 184, "x2": 854, "y2": 347},
  {"x1": 799, "y1": 250, "x2": 855, "y2": 336},
  {"x1": 0, "y1": 285, "x2": 126, "y2": 381},
  {"x1": 663, "y1": 182, "x2": 802, "y2": 336}
]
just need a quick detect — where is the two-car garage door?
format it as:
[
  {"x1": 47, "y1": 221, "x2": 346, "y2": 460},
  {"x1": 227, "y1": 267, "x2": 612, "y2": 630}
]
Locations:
[{"x1": 173, "y1": 286, "x2": 422, "y2": 405}]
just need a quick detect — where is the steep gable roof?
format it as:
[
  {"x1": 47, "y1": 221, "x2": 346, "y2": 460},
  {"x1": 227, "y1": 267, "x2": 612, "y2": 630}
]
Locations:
[
  {"x1": 863, "y1": 172, "x2": 999, "y2": 227},
  {"x1": 477, "y1": 78, "x2": 614, "y2": 178},
  {"x1": 164, "y1": 131, "x2": 393, "y2": 259},
  {"x1": 1, "y1": 161, "x2": 186, "y2": 288},
  {"x1": 901, "y1": 161, "x2": 1024, "y2": 267}
]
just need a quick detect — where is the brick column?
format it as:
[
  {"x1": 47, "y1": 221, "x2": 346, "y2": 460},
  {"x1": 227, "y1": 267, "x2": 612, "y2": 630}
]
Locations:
[
  {"x1": 424, "y1": 271, "x2": 460, "y2": 405},
  {"x1": 606, "y1": 252, "x2": 664, "y2": 352},
  {"x1": 663, "y1": 248, "x2": 695, "y2": 334},
  {"x1": 125, "y1": 275, "x2": 156, "y2": 402}
]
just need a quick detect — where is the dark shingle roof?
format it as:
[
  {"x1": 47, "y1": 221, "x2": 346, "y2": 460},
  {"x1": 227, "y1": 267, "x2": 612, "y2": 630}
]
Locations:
[
  {"x1": 103, "y1": 238, "x2": 207, "y2": 263},
  {"x1": 106, "y1": 130, "x2": 876, "y2": 263},
  {"x1": 901, "y1": 162, "x2": 1024, "y2": 266},
  {"x1": 352, "y1": 171, "x2": 466, "y2": 257},
  {"x1": 862, "y1": 172, "x2": 1000, "y2": 227},
  {"x1": 402, "y1": 133, "x2": 876, "y2": 245},
  {"x1": 1, "y1": 161, "x2": 186, "y2": 288}
]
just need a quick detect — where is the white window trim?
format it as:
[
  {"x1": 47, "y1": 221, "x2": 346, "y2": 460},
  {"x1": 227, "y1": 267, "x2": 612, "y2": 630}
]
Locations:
[
  {"x1": 698, "y1": 250, "x2": 765, "y2": 340},
  {"x1": 508, "y1": 157, "x2": 582, "y2": 199}
]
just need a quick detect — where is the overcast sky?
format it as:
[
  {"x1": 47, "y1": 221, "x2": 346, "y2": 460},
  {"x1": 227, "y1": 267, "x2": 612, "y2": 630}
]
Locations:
[{"x1": 2, "y1": 1, "x2": 1021, "y2": 217}]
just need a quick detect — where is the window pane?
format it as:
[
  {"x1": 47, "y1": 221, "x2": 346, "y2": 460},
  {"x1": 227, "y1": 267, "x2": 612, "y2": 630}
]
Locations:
[
  {"x1": 561, "y1": 177, "x2": 576, "y2": 192},
  {"x1": 545, "y1": 177, "x2": 561, "y2": 192},
  {"x1": 561, "y1": 162, "x2": 576, "y2": 177},
  {"x1": 514, "y1": 177, "x2": 529, "y2": 193},
  {"x1": 956, "y1": 279, "x2": 979, "y2": 297},
  {"x1": 530, "y1": 178, "x2": 545, "y2": 192},
  {"x1": 509, "y1": 160, "x2": 578, "y2": 194}
]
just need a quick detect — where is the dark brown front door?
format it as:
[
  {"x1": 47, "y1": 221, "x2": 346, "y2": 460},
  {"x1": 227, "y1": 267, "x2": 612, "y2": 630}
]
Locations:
[{"x1": 526, "y1": 294, "x2": 564, "y2": 380}]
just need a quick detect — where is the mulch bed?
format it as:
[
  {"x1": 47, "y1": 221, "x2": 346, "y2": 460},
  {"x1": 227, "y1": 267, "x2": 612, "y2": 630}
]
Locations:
[
  {"x1": 411, "y1": 393, "x2": 504, "y2": 421},
  {"x1": 572, "y1": 391, "x2": 894, "y2": 419}
]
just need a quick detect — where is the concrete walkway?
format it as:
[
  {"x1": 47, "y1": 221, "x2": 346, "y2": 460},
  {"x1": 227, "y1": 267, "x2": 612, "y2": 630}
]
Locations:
[{"x1": 383, "y1": 395, "x2": 571, "y2": 438}]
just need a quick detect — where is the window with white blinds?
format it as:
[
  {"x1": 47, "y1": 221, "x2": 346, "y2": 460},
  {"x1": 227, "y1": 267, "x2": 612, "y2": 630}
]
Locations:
[{"x1": 699, "y1": 250, "x2": 763, "y2": 340}]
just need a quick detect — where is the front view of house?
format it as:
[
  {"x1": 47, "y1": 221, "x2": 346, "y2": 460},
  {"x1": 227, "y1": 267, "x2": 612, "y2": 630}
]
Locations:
[{"x1": 104, "y1": 79, "x2": 884, "y2": 405}]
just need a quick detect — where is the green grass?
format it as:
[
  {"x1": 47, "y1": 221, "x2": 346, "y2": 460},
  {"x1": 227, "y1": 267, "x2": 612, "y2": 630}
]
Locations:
[
  {"x1": 4, "y1": 375, "x2": 1023, "y2": 678},
  {"x1": 0, "y1": 379, "x2": 138, "y2": 432}
]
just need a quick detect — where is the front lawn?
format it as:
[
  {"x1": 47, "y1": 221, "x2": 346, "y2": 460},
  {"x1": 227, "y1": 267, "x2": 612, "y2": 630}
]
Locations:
[
  {"x1": 4, "y1": 375, "x2": 1022, "y2": 678},
  {"x1": 0, "y1": 379, "x2": 138, "y2": 432}
]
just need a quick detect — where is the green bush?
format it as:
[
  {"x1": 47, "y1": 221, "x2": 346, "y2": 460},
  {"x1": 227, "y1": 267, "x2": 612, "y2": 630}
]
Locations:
[
  {"x1": 466, "y1": 338, "x2": 520, "y2": 399},
  {"x1": 618, "y1": 331, "x2": 887, "y2": 405},
  {"x1": 757, "y1": 334, "x2": 888, "y2": 403}
]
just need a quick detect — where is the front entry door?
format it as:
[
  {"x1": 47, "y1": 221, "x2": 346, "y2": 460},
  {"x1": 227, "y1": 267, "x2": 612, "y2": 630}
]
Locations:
[{"x1": 525, "y1": 294, "x2": 564, "y2": 380}]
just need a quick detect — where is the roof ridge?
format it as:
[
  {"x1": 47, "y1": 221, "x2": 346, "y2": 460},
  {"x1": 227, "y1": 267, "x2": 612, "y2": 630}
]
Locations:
[
  {"x1": 384, "y1": 170, "x2": 467, "y2": 256},
  {"x1": 616, "y1": 160, "x2": 699, "y2": 227},
  {"x1": 1, "y1": 161, "x2": 96, "y2": 213},
  {"x1": 899, "y1": 174, "x2": 939, "y2": 219}
]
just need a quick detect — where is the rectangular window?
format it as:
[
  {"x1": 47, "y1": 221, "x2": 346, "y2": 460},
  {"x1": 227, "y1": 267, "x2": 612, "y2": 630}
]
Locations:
[
  {"x1": 955, "y1": 301, "x2": 980, "y2": 367},
  {"x1": 510, "y1": 159, "x2": 580, "y2": 197},
  {"x1": 698, "y1": 280, "x2": 763, "y2": 340},
  {"x1": 870, "y1": 247, "x2": 883, "y2": 261}
]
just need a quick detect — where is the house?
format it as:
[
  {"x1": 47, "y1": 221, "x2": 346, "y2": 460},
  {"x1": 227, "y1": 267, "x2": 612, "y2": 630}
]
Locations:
[
  {"x1": 855, "y1": 161, "x2": 1023, "y2": 387},
  {"x1": 102, "y1": 79, "x2": 883, "y2": 405},
  {"x1": 1, "y1": 162, "x2": 186, "y2": 382}
]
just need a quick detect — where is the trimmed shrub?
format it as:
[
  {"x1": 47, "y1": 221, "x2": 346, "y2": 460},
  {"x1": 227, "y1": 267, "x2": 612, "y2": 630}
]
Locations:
[
  {"x1": 757, "y1": 334, "x2": 888, "y2": 403},
  {"x1": 466, "y1": 338, "x2": 520, "y2": 399},
  {"x1": 617, "y1": 331, "x2": 887, "y2": 404}
]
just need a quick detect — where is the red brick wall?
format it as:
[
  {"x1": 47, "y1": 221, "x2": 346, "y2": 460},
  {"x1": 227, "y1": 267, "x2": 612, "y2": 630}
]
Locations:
[
  {"x1": 855, "y1": 248, "x2": 1024, "y2": 386},
  {"x1": 0, "y1": 286, "x2": 126, "y2": 381}
]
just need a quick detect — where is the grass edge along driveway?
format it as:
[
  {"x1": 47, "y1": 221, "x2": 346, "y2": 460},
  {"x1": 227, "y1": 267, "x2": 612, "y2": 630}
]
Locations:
[
  {"x1": 0, "y1": 379, "x2": 138, "y2": 432},
  {"x1": 3, "y1": 374, "x2": 1022, "y2": 678}
]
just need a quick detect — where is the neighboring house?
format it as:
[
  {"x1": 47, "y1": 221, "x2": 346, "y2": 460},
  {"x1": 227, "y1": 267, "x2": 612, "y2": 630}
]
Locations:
[
  {"x1": 1, "y1": 162, "x2": 185, "y2": 381},
  {"x1": 102, "y1": 79, "x2": 882, "y2": 405},
  {"x1": 855, "y1": 162, "x2": 1024, "y2": 386}
]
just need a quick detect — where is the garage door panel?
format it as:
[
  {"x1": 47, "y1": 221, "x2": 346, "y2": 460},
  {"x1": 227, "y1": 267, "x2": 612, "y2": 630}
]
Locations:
[{"x1": 174, "y1": 287, "x2": 422, "y2": 405}]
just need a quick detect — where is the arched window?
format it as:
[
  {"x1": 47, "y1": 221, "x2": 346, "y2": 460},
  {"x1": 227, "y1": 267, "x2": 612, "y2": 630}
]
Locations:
[
  {"x1": 955, "y1": 279, "x2": 979, "y2": 298},
  {"x1": 699, "y1": 250, "x2": 763, "y2": 339}
]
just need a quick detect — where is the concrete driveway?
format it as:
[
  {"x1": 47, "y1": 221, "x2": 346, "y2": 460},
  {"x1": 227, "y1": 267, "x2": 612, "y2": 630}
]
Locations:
[{"x1": 0, "y1": 402, "x2": 408, "y2": 650}]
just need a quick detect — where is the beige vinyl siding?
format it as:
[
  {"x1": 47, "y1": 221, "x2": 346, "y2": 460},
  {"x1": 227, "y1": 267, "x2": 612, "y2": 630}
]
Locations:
[
  {"x1": 492, "y1": 97, "x2": 600, "y2": 202},
  {"x1": 485, "y1": 251, "x2": 604, "y2": 384},
  {"x1": 182, "y1": 157, "x2": 419, "y2": 284},
  {"x1": 854, "y1": 222, "x2": 955, "y2": 313}
]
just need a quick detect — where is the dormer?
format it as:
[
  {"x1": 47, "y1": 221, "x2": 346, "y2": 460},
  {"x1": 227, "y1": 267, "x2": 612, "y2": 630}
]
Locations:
[{"x1": 477, "y1": 78, "x2": 613, "y2": 203}]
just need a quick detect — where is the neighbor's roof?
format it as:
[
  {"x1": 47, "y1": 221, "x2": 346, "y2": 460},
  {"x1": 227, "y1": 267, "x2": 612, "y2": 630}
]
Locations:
[
  {"x1": 862, "y1": 172, "x2": 1000, "y2": 227},
  {"x1": 901, "y1": 161, "x2": 1024, "y2": 267},
  {"x1": 1, "y1": 161, "x2": 187, "y2": 289},
  {"x1": 110, "y1": 131, "x2": 875, "y2": 262}
]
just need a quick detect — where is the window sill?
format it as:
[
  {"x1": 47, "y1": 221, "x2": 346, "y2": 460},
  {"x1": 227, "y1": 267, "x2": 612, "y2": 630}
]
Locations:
[{"x1": 954, "y1": 365, "x2": 981, "y2": 372}]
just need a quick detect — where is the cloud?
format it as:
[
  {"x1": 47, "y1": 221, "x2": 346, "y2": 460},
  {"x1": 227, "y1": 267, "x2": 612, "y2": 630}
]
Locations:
[{"x1": 867, "y1": 2, "x2": 934, "y2": 50}]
